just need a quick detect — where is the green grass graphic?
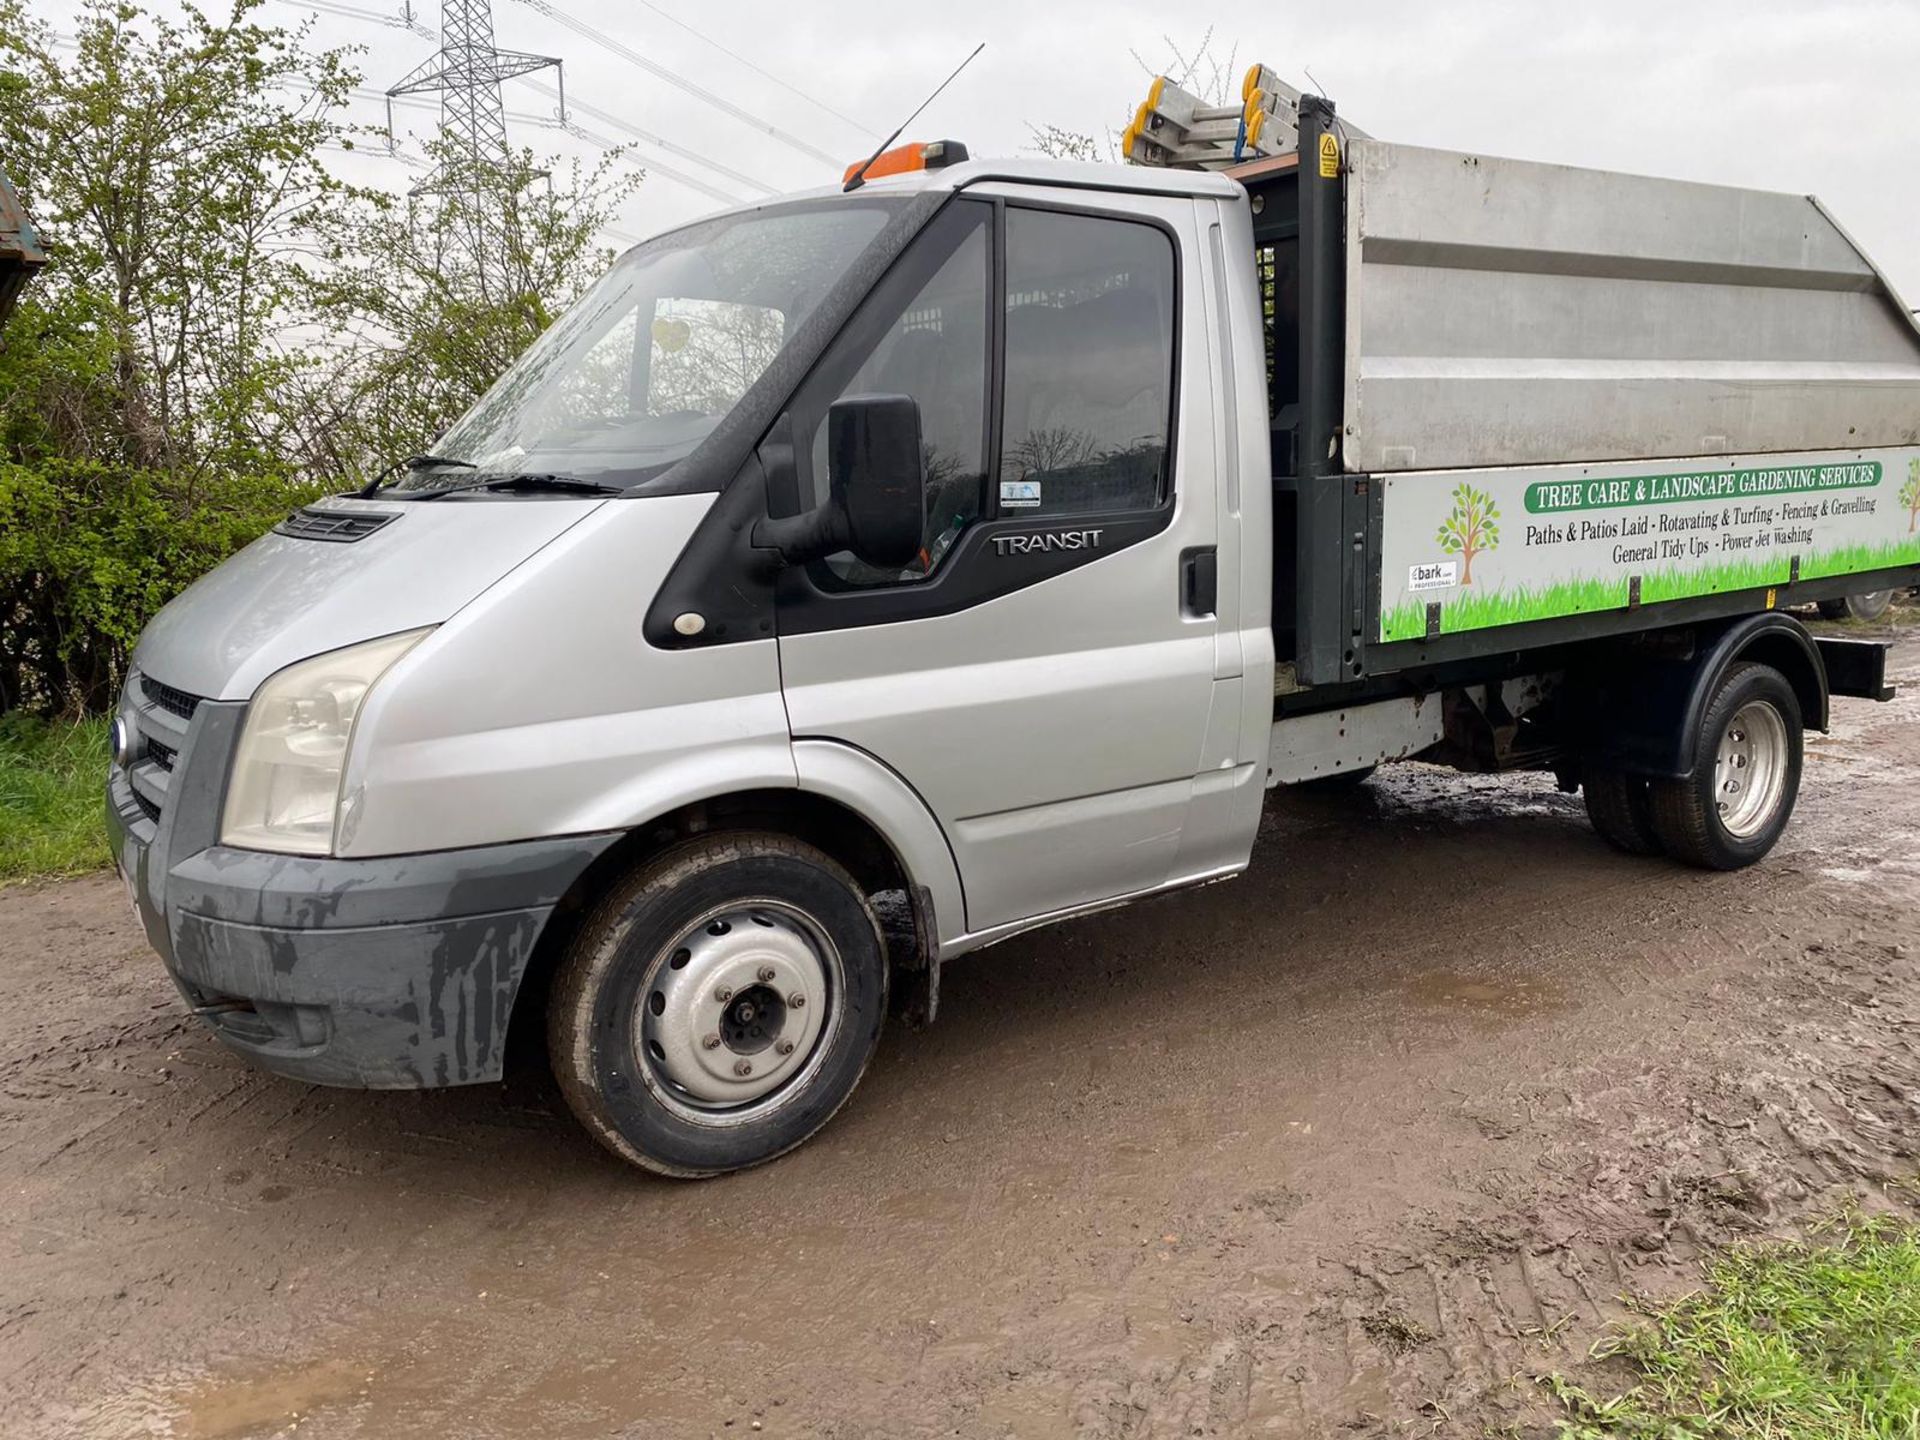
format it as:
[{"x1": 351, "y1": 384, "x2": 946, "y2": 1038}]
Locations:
[{"x1": 1380, "y1": 539, "x2": 1920, "y2": 642}]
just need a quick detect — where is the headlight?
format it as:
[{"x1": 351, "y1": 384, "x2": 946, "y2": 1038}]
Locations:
[{"x1": 221, "y1": 629, "x2": 432, "y2": 855}]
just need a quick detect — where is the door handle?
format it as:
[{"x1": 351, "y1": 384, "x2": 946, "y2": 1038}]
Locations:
[{"x1": 1180, "y1": 547, "x2": 1218, "y2": 618}]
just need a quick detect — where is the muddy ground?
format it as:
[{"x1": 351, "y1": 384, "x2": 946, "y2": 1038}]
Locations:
[{"x1": 4, "y1": 630, "x2": 1919, "y2": 1440}]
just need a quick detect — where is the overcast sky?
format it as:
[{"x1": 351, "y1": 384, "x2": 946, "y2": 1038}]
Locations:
[{"x1": 42, "y1": 0, "x2": 1920, "y2": 300}]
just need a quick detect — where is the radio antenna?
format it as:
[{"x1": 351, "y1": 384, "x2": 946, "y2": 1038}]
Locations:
[{"x1": 843, "y1": 42, "x2": 985, "y2": 192}]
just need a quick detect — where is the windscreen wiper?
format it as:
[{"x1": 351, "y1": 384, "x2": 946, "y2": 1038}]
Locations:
[
  {"x1": 356, "y1": 452, "x2": 476, "y2": 499},
  {"x1": 405, "y1": 472, "x2": 625, "y2": 500}
]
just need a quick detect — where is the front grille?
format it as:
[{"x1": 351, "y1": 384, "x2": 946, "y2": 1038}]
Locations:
[
  {"x1": 276, "y1": 506, "x2": 396, "y2": 543},
  {"x1": 127, "y1": 671, "x2": 204, "y2": 830},
  {"x1": 131, "y1": 786, "x2": 162, "y2": 824},
  {"x1": 140, "y1": 673, "x2": 202, "y2": 721}
]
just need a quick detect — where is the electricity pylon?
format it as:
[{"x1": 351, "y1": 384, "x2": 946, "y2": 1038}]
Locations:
[{"x1": 386, "y1": 0, "x2": 563, "y2": 298}]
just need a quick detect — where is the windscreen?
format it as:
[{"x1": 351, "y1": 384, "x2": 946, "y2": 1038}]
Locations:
[{"x1": 397, "y1": 198, "x2": 901, "y2": 492}]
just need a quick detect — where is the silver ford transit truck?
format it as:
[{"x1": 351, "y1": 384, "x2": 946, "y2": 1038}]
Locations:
[{"x1": 108, "y1": 115, "x2": 1920, "y2": 1175}]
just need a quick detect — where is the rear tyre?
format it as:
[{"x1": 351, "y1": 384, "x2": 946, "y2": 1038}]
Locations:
[
  {"x1": 548, "y1": 833, "x2": 888, "y2": 1178},
  {"x1": 1818, "y1": 591, "x2": 1894, "y2": 622},
  {"x1": 1648, "y1": 662, "x2": 1802, "y2": 871},
  {"x1": 1582, "y1": 768, "x2": 1662, "y2": 856}
]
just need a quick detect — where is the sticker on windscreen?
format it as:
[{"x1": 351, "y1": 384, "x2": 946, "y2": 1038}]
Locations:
[{"x1": 1000, "y1": 479, "x2": 1042, "y2": 510}]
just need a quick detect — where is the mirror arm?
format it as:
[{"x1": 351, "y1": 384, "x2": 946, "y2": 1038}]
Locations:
[{"x1": 750, "y1": 503, "x2": 849, "y2": 566}]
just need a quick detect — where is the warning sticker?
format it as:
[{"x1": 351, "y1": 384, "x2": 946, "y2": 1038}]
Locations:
[{"x1": 1317, "y1": 132, "x2": 1340, "y2": 178}]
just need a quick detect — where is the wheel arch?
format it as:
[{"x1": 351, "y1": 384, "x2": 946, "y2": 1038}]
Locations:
[
  {"x1": 1564, "y1": 612, "x2": 1827, "y2": 780},
  {"x1": 1687, "y1": 614, "x2": 1828, "y2": 744},
  {"x1": 506, "y1": 753, "x2": 962, "y2": 1065}
]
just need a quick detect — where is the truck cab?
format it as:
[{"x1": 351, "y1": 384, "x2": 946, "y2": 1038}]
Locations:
[{"x1": 108, "y1": 135, "x2": 1920, "y2": 1176}]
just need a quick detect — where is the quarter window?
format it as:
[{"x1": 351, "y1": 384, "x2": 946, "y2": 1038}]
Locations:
[{"x1": 999, "y1": 209, "x2": 1177, "y2": 518}]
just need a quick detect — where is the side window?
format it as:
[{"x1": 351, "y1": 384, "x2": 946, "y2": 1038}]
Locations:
[
  {"x1": 1000, "y1": 209, "x2": 1176, "y2": 518},
  {"x1": 796, "y1": 202, "x2": 990, "y2": 587}
]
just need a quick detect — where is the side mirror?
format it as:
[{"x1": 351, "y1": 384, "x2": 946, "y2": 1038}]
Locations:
[
  {"x1": 828, "y1": 394, "x2": 925, "y2": 570},
  {"x1": 753, "y1": 395, "x2": 926, "y2": 569}
]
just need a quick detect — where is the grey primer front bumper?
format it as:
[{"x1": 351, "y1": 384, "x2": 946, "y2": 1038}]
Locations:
[{"x1": 108, "y1": 681, "x2": 620, "y2": 1088}]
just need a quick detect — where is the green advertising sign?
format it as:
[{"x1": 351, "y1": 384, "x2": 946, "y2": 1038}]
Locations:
[{"x1": 1377, "y1": 449, "x2": 1920, "y2": 644}]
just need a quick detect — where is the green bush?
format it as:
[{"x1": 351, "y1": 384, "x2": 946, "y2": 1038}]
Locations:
[{"x1": 0, "y1": 460, "x2": 322, "y2": 714}]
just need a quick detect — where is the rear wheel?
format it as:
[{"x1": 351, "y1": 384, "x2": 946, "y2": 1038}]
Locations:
[
  {"x1": 1583, "y1": 768, "x2": 1662, "y2": 856},
  {"x1": 1818, "y1": 591, "x2": 1894, "y2": 622},
  {"x1": 548, "y1": 833, "x2": 888, "y2": 1177},
  {"x1": 1648, "y1": 662, "x2": 1802, "y2": 870}
]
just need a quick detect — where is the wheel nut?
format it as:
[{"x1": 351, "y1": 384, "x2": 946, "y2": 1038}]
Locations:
[
  {"x1": 714, "y1": 985, "x2": 733, "y2": 1004},
  {"x1": 733, "y1": 1059, "x2": 753, "y2": 1077},
  {"x1": 788, "y1": 993, "x2": 805, "y2": 1009},
  {"x1": 757, "y1": 965, "x2": 776, "y2": 983},
  {"x1": 777, "y1": 1040, "x2": 796, "y2": 1056},
  {"x1": 701, "y1": 1033, "x2": 722, "y2": 1050}
]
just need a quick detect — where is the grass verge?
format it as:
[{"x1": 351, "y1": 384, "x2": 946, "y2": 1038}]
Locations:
[
  {"x1": 0, "y1": 713, "x2": 112, "y2": 884},
  {"x1": 1548, "y1": 1210, "x2": 1920, "y2": 1439}
]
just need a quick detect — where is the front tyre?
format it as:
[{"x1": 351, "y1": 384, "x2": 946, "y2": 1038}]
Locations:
[
  {"x1": 1648, "y1": 662, "x2": 1802, "y2": 871},
  {"x1": 548, "y1": 834, "x2": 888, "y2": 1177}
]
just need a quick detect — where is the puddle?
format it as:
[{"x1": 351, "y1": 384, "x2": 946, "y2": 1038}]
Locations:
[
  {"x1": 1819, "y1": 866, "x2": 1879, "y2": 885},
  {"x1": 1401, "y1": 970, "x2": 1563, "y2": 1015},
  {"x1": 173, "y1": 1358, "x2": 375, "y2": 1439}
]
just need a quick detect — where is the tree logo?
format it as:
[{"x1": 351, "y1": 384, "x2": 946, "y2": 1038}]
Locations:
[
  {"x1": 1902, "y1": 458, "x2": 1920, "y2": 533},
  {"x1": 1436, "y1": 483, "x2": 1501, "y2": 585}
]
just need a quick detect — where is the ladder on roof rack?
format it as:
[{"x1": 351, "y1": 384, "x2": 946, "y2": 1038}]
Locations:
[{"x1": 1121, "y1": 64, "x2": 1365, "y2": 171}]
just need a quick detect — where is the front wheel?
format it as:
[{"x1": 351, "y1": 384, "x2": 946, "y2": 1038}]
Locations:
[
  {"x1": 1648, "y1": 662, "x2": 1802, "y2": 870},
  {"x1": 548, "y1": 833, "x2": 888, "y2": 1177}
]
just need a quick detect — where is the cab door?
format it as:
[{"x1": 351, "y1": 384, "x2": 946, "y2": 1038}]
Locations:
[{"x1": 772, "y1": 189, "x2": 1222, "y2": 936}]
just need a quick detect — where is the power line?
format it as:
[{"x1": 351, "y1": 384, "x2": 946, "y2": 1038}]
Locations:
[
  {"x1": 620, "y1": 0, "x2": 877, "y2": 140},
  {"x1": 297, "y1": 1, "x2": 778, "y2": 206},
  {"x1": 505, "y1": 0, "x2": 843, "y2": 171},
  {"x1": 273, "y1": 0, "x2": 435, "y2": 39},
  {"x1": 323, "y1": 138, "x2": 431, "y2": 170},
  {"x1": 510, "y1": 76, "x2": 774, "y2": 196},
  {"x1": 376, "y1": 84, "x2": 746, "y2": 207},
  {"x1": 550, "y1": 118, "x2": 742, "y2": 208}
]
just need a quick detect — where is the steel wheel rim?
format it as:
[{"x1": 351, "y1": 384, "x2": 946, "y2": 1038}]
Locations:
[
  {"x1": 1854, "y1": 590, "x2": 1895, "y2": 619},
  {"x1": 635, "y1": 899, "x2": 844, "y2": 1127},
  {"x1": 1714, "y1": 699, "x2": 1789, "y2": 840}
]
